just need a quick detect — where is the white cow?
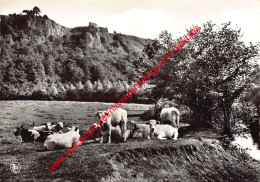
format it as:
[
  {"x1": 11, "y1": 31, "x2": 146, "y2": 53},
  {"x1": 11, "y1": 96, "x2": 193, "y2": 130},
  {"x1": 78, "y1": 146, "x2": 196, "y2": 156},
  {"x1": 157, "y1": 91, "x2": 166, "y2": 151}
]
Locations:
[
  {"x1": 83, "y1": 125, "x2": 133, "y2": 143},
  {"x1": 95, "y1": 108, "x2": 127, "y2": 143},
  {"x1": 160, "y1": 107, "x2": 180, "y2": 128},
  {"x1": 129, "y1": 120, "x2": 151, "y2": 139},
  {"x1": 111, "y1": 126, "x2": 134, "y2": 141},
  {"x1": 44, "y1": 126, "x2": 81, "y2": 150},
  {"x1": 33, "y1": 122, "x2": 51, "y2": 131},
  {"x1": 146, "y1": 120, "x2": 178, "y2": 140}
]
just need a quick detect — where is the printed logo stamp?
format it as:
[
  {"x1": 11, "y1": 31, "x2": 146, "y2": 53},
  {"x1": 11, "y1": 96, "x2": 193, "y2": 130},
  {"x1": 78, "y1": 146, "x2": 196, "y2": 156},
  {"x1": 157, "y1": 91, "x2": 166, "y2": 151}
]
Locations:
[{"x1": 10, "y1": 162, "x2": 21, "y2": 173}]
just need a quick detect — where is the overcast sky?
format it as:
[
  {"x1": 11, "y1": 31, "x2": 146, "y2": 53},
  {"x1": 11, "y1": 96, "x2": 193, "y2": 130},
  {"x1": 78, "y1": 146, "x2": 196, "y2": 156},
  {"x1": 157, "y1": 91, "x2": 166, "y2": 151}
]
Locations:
[{"x1": 1, "y1": 0, "x2": 260, "y2": 43}]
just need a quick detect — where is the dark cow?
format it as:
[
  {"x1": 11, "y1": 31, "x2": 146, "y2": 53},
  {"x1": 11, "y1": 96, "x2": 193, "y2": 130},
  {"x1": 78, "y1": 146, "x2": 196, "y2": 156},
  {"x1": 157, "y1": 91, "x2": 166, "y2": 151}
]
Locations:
[{"x1": 14, "y1": 125, "x2": 53, "y2": 143}]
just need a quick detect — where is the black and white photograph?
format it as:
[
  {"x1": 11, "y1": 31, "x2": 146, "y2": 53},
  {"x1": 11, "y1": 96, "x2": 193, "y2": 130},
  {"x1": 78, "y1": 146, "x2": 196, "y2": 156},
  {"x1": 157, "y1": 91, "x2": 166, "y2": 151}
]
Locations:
[{"x1": 1, "y1": 0, "x2": 260, "y2": 181}]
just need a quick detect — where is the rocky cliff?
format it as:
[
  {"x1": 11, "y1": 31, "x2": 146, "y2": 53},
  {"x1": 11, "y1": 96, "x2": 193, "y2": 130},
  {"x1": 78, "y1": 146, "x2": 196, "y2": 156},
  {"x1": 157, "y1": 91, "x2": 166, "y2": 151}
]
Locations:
[
  {"x1": 0, "y1": 10, "x2": 150, "y2": 101},
  {"x1": 0, "y1": 13, "x2": 148, "y2": 52},
  {"x1": 0, "y1": 14, "x2": 68, "y2": 43}
]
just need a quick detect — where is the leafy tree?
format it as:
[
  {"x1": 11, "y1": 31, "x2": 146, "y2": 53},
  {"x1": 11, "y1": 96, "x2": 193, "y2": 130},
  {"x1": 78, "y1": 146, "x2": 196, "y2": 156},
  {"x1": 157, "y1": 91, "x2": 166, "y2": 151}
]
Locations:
[
  {"x1": 102, "y1": 79, "x2": 113, "y2": 101},
  {"x1": 56, "y1": 82, "x2": 66, "y2": 92},
  {"x1": 33, "y1": 6, "x2": 41, "y2": 16},
  {"x1": 43, "y1": 15, "x2": 49, "y2": 20},
  {"x1": 22, "y1": 10, "x2": 34, "y2": 16},
  {"x1": 76, "y1": 81, "x2": 84, "y2": 89},
  {"x1": 122, "y1": 80, "x2": 130, "y2": 90},
  {"x1": 245, "y1": 70, "x2": 260, "y2": 118},
  {"x1": 62, "y1": 60, "x2": 84, "y2": 83},
  {"x1": 3, "y1": 62, "x2": 16, "y2": 83},
  {"x1": 85, "y1": 80, "x2": 94, "y2": 93},
  {"x1": 49, "y1": 82, "x2": 58, "y2": 96},
  {"x1": 43, "y1": 55, "x2": 55, "y2": 77},
  {"x1": 93, "y1": 80, "x2": 103, "y2": 92},
  {"x1": 144, "y1": 22, "x2": 259, "y2": 138},
  {"x1": 55, "y1": 82, "x2": 66, "y2": 100},
  {"x1": 90, "y1": 63, "x2": 105, "y2": 82},
  {"x1": 69, "y1": 83, "x2": 76, "y2": 90},
  {"x1": 103, "y1": 79, "x2": 113, "y2": 90}
]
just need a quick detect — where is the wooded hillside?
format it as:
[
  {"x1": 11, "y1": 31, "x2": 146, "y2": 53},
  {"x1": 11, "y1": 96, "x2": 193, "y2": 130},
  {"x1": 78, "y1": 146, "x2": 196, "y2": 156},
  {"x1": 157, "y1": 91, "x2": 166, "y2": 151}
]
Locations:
[{"x1": 0, "y1": 7, "x2": 152, "y2": 101}]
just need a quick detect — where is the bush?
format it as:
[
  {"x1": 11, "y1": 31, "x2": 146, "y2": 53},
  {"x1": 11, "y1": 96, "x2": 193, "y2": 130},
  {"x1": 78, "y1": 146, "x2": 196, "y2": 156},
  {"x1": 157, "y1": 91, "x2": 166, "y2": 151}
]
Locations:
[
  {"x1": 43, "y1": 15, "x2": 48, "y2": 20},
  {"x1": 209, "y1": 101, "x2": 257, "y2": 134},
  {"x1": 111, "y1": 41, "x2": 120, "y2": 48},
  {"x1": 100, "y1": 36, "x2": 107, "y2": 44},
  {"x1": 230, "y1": 101, "x2": 257, "y2": 135},
  {"x1": 31, "y1": 90, "x2": 49, "y2": 100},
  {"x1": 66, "y1": 89, "x2": 80, "y2": 101},
  {"x1": 140, "y1": 106, "x2": 156, "y2": 121}
]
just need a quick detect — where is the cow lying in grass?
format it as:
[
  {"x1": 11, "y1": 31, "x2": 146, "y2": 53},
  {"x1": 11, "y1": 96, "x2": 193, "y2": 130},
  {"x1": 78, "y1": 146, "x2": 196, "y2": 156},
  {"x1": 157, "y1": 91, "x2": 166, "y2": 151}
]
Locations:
[
  {"x1": 44, "y1": 126, "x2": 82, "y2": 151},
  {"x1": 33, "y1": 122, "x2": 51, "y2": 131},
  {"x1": 109, "y1": 126, "x2": 134, "y2": 142},
  {"x1": 33, "y1": 122, "x2": 64, "y2": 133},
  {"x1": 129, "y1": 120, "x2": 151, "y2": 139},
  {"x1": 84, "y1": 124, "x2": 133, "y2": 143},
  {"x1": 130, "y1": 120, "x2": 178, "y2": 140},
  {"x1": 14, "y1": 125, "x2": 53, "y2": 143},
  {"x1": 49, "y1": 122, "x2": 64, "y2": 133},
  {"x1": 147, "y1": 120, "x2": 178, "y2": 140}
]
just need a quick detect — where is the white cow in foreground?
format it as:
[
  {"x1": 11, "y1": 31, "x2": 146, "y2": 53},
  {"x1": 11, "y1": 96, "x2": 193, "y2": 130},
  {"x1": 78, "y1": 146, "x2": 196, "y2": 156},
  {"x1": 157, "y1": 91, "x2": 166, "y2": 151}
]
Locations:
[
  {"x1": 130, "y1": 120, "x2": 178, "y2": 140},
  {"x1": 44, "y1": 126, "x2": 81, "y2": 150},
  {"x1": 147, "y1": 120, "x2": 178, "y2": 140},
  {"x1": 160, "y1": 107, "x2": 180, "y2": 128},
  {"x1": 95, "y1": 108, "x2": 128, "y2": 143}
]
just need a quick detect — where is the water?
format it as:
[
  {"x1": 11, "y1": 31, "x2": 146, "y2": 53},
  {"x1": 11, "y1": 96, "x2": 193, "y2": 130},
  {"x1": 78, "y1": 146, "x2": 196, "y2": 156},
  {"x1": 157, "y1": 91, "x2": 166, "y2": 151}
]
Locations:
[{"x1": 232, "y1": 134, "x2": 260, "y2": 161}]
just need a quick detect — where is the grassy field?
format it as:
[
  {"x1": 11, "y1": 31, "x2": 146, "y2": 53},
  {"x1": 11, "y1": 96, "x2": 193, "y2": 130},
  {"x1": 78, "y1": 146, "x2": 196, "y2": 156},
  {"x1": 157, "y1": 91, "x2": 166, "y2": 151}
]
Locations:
[{"x1": 0, "y1": 101, "x2": 260, "y2": 182}]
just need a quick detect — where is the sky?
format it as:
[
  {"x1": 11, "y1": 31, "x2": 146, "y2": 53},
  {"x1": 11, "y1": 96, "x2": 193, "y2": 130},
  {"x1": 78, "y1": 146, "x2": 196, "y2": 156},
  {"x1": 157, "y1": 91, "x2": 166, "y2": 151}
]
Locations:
[{"x1": 1, "y1": 0, "x2": 260, "y2": 43}]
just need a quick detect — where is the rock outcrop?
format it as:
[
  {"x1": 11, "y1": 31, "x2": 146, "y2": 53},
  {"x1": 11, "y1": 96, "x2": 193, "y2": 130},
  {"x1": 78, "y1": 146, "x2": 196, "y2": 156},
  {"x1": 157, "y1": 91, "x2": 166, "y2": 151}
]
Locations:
[{"x1": 0, "y1": 14, "x2": 67, "y2": 43}]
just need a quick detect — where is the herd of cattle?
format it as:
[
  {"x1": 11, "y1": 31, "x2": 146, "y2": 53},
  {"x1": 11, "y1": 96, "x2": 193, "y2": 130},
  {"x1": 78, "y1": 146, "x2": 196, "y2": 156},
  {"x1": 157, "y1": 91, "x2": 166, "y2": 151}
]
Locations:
[{"x1": 14, "y1": 107, "x2": 180, "y2": 150}]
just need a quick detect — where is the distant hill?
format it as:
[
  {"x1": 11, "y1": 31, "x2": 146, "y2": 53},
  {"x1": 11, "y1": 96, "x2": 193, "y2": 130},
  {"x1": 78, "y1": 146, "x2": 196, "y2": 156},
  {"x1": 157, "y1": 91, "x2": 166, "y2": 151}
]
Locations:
[{"x1": 0, "y1": 8, "x2": 152, "y2": 101}]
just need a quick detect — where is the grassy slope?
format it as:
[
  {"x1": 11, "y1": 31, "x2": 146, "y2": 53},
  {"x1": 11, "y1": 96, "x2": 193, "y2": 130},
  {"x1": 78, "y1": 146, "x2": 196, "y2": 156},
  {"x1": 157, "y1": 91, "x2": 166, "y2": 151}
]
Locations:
[{"x1": 0, "y1": 101, "x2": 260, "y2": 182}]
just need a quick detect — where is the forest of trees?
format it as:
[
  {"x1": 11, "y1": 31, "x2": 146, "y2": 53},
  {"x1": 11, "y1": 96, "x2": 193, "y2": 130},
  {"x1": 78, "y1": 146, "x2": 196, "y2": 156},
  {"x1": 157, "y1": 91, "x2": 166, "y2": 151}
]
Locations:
[
  {"x1": 0, "y1": 7, "x2": 151, "y2": 102},
  {"x1": 137, "y1": 22, "x2": 260, "y2": 137}
]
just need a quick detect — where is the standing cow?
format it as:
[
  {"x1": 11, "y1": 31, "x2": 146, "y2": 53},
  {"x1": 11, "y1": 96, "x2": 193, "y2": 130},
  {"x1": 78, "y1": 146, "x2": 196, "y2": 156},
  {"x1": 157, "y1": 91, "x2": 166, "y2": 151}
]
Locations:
[
  {"x1": 160, "y1": 107, "x2": 180, "y2": 128},
  {"x1": 95, "y1": 108, "x2": 127, "y2": 143}
]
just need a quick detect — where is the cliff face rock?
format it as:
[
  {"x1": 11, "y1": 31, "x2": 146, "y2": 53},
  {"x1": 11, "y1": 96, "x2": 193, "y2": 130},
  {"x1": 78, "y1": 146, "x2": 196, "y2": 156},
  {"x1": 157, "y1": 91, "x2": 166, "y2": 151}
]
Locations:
[
  {"x1": 0, "y1": 13, "x2": 149, "y2": 53},
  {"x1": 0, "y1": 14, "x2": 67, "y2": 43},
  {"x1": 42, "y1": 21, "x2": 67, "y2": 38},
  {"x1": 71, "y1": 22, "x2": 108, "y2": 49},
  {"x1": 85, "y1": 22, "x2": 102, "y2": 49},
  {"x1": 85, "y1": 31, "x2": 102, "y2": 49}
]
